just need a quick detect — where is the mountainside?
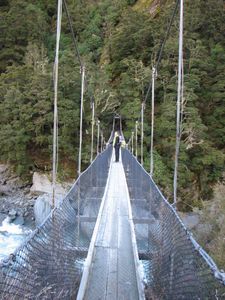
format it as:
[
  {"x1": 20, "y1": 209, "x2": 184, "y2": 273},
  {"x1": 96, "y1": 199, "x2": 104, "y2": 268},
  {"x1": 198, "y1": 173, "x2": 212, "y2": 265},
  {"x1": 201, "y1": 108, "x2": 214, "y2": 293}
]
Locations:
[{"x1": 0, "y1": 0, "x2": 224, "y2": 214}]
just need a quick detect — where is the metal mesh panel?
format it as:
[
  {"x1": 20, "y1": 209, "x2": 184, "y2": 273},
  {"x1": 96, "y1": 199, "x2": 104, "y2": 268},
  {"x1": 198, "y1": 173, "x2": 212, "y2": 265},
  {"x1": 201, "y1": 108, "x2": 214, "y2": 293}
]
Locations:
[
  {"x1": 0, "y1": 147, "x2": 112, "y2": 299},
  {"x1": 122, "y1": 148, "x2": 225, "y2": 300}
]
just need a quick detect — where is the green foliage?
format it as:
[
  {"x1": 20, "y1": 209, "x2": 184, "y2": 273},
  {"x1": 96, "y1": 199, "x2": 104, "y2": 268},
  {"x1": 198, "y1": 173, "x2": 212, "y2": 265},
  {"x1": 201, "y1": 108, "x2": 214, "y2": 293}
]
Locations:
[
  {"x1": 0, "y1": 0, "x2": 49, "y2": 72},
  {"x1": 150, "y1": 150, "x2": 173, "y2": 198},
  {"x1": 193, "y1": 182, "x2": 225, "y2": 268},
  {"x1": 0, "y1": 0, "x2": 224, "y2": 209}
]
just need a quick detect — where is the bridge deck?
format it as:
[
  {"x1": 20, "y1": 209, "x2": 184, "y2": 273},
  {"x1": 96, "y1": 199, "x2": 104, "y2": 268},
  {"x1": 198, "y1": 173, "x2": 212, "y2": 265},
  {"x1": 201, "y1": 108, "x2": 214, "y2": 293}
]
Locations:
[{"x1": 78, "y1": 153, "x2": 143, "y2": 300}]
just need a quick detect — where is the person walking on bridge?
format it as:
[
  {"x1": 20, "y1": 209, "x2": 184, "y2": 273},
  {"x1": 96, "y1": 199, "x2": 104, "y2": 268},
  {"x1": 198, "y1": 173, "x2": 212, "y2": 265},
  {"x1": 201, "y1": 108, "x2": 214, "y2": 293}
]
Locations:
[{"x1": 113, "y1": 132, "x2": 121, "y2": 162}]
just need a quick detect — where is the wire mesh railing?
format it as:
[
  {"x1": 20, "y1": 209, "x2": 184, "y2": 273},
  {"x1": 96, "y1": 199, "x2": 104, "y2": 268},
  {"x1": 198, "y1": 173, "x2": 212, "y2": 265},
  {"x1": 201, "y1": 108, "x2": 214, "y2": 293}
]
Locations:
[
  {"x1": 0, "y1": 146, "x2": 112, "y2": 299},
  {"x1": 122, "y1": 148, "x2": 225, "y2": 300}
]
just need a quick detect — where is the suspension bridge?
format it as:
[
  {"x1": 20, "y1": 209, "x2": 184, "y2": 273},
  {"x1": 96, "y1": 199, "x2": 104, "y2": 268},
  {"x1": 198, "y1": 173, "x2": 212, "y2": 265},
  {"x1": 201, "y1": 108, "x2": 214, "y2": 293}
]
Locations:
[
  {"x1": 0, "y1": 0, "x2": 225, "y2": 299},
  {"x1": 0, "y1": 132, "x2": 225, "y2": 299}
]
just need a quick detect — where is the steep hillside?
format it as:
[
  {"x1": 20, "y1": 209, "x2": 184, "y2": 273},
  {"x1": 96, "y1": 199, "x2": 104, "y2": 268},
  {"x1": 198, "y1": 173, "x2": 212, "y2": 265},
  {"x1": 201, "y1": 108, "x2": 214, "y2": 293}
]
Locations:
[{"x1": 0, "y1": 0, "x2": 224, "y2": 213}]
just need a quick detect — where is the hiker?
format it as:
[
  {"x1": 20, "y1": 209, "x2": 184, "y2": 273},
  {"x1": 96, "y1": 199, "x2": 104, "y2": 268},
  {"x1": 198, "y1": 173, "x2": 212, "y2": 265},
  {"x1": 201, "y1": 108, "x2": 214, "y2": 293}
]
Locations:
[{"x1": 113, "y1": 132, "x2": 121, "y2": 162}]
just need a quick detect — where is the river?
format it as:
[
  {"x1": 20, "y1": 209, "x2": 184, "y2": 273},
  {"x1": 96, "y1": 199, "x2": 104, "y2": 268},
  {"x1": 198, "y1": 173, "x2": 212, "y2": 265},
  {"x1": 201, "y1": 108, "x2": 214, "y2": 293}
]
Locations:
[{"x1": 0, "y1": 217, "x2": 31, "y2": 260}]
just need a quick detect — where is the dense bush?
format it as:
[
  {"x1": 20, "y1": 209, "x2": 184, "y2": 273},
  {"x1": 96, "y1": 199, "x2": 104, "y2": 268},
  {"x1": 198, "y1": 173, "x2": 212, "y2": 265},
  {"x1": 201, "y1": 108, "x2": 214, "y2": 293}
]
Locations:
[{"x1": 0, "y1": 0, "x2": 224, "y2": 209}]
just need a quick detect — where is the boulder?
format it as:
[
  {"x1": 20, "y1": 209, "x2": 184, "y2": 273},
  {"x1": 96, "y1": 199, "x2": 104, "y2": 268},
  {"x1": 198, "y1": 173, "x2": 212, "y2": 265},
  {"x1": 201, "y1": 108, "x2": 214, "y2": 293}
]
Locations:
[
  {"x1": 8, "y1": 209, "x2": 17, "y2": 221},
  {"x1": 6, "y1": 177, "x2": 24, "y2": 190},
  {"x1": 0, "y1": 213, "x2": 7, "y2": 226},
  {"x1": 13, "y1": 215, "x2": 25, "y2": 226},
  {"x1": 0, "y1": 164, "x2": 8, "y2": 174},
  {"x1": 179, "y1": 212, "x2": 200, "y2": 230},
  {"x1": 33, "y1": 190, "x2": 66, "y2": 226},
  {"x1": 0, "y1": 185, "x2": 11, "y2": 196},
  {"x1": 30, "y1": 172, "x2": 66, "y2": 196},
  {"x1": 9, "y1": 209, "x2": 17, "y2": 217},
  {"x1": 8, "y1": 209, "x2": 17, "y2": 217},
  {"x1": 34, "y1": 194, "x2": 52, "y2": 226}
]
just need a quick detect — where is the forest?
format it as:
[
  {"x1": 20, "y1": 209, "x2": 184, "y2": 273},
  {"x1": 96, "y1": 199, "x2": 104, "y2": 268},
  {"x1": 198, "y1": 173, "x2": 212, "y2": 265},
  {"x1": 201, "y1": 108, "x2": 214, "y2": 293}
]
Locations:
[{"x1": 0, "y1": 0, "x2": 224, "y2": 212}]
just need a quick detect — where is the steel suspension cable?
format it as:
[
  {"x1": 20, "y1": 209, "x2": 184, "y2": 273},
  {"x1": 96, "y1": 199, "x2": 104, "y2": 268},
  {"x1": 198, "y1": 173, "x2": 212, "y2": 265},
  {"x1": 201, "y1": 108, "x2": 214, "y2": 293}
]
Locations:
[
  {"x1": 130, "y1": 0, "x2": 179, "y2": 156},
  {"x1": 143, "y1": 0, "x2": 179, "y2": 106},
  {"x1": 135, "y1": 121, "x2": 138, "y2": 159},
  {"x1": 150, "y1": 67, "x2": 156, "y2": 176},
  {"x1": 102, "y1": 135, "x2": 105, "y2": 151},
  {"x1": 77, "y1": 65, "x2": 85, "y2": 242},
  {"x1": 141, "y1": 102, "x2": 144, "y2": 165},
  {"x1": 52, "y1": 0, "x2": 62, "y2": 208},
  {"x1": 120, "y1": 117, "x2": 122, "y2": 133},
  {"x1": 62, "y1": 0, "x2": 83, "y2": 68},
  {"x1": 56, "y1": 114, "x2": 59, "y2": 180},
  {"x1": 78, "y1": 66, "x2": 85, "y2": 175},
  {"x1": 97, "y1": 120, "x2": 100, "y2": 155},
  {"x1": 173, "y1": 0, "x2": 184, "y2": 206},
  {"x1": 131, "y1": 131, "x2": 134, "y2": 155},
  {"x1": 63, "y1": 0, "x2": 94, "y2": 174},
  {"x1": 90, "y1": 99, "x2": 95, "y2": 162},
  {"x1": 180, "y1": 58, "x2": 185, "y2": 133},
  {"x1": 100, "y1": 131, "x2": 103, "y2": 153},
  {"x1": 112, "y1": 117, "x2": 115, "y2": 133},
  {"x1": 127, "y1": 137, "x2": 131, "y2": 151}
]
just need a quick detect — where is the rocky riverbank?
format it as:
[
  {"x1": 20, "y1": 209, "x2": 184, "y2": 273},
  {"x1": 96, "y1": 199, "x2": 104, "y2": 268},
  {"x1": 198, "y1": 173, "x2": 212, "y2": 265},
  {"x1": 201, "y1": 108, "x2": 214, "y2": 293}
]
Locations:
[
  {"x1": 0, "y1": 164, "x2": 35, "y2": 229},
  {"x1": 0, "y1": 164, "x2": 71, "y2": 229},
  {"x1": 0, "y1": 164, "x2": 72, "y2": 260}
]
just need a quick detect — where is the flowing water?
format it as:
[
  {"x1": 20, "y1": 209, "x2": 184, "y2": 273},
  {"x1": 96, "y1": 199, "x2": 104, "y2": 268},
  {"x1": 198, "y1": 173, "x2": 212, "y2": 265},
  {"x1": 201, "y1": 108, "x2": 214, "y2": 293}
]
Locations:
[{"x1": 0, "y1": 217, "x2": 31, "y2": 260}]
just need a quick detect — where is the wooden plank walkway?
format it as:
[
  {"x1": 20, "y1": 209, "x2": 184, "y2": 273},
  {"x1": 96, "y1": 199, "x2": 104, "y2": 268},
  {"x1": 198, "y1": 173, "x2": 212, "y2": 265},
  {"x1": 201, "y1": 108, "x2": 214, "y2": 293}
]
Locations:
[{"x1": 77, "y1": 152, "x2": 144, "y2": 300}]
